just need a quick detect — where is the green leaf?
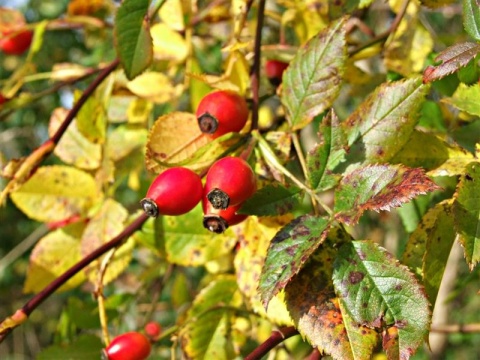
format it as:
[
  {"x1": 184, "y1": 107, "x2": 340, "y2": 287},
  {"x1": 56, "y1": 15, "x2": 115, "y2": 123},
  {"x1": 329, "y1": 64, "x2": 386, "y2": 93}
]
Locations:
[
  {"x1": 259, "y1": 215, "x2": 331, "y2": 308},
  {"x1": 442, "y1": 83, "x2": 480, "y2": 117},
  {"x1": 107, "y1": 126, "x2": 148, "y2": 162},
  {"x1": 37, "y1": 334, "x2": 103, "y2": 360},
  {"x1": 285, "y1": 229, "x2": 377, "y2": 360},
  {"x1": 332, "y1": 241, "x2": 430, "y2": 359},
  {"x1": 402, "y1": 200, "x2": 456, "y2": 308},
  {"x1": 114, "y1": 0, "x2": 153, "y2": 80},
  {"x1": 463, "y1": 0, "x2": 480, "y2": 41},
  {"x1": 163, "y1": 204, "x2": 237, "y2": 266},
  {"x1": 238, "y1": 184, "x2": 303, "y2": 216},
  {"x1": 24, "y1": 229, "x2": 86, "y2": 293},
  {"x1": 453, "y1": 162, "x2": 480, "y2": 270},
  {"x1": 10, "y1": 165, "x2": 101, "y2": 223},
  {"x1": 306, "y1": 110, "x2": 346, "y2": 191},
  {"x1": 180, "y1": 275, "x2": 241, "y2": 360},
  {"x1": 81, "y1": 199, "x2": 132, "y2": 284},
  {"x1": 341, "y1": 77, "x2": 428, "y2": 167},
  {"x1": 334, "y1": 164, "x2": 440, "y2": 226},
  {"x1": 281, "y1": 17, "x2": 346, "y2": 130}
]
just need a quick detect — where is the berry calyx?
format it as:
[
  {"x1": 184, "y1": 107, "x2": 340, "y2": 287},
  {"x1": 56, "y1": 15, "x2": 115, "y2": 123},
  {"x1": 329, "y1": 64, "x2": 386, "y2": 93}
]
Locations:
[
  {"x1": 104, "y1": 332, "x2": 151, "y2": 360},
  {"x1": 204, "y1": 157, "x2": 256, "y2": 210},
  {"x1": 0, "y1": 28, "x2": 33, "y2": 55},
  {"x1": 265, "y1": 59, "x2": 289, "y2": 87},
  {"x1": 141, "y1": 167, "x2": 203, "y2": 217},
  {"x1": 202, "y1": 196, "x2": 248, "y2": 233},
  {"x1": 196, "y1": 90, "x2": 249, "y2": 139},
  {"x1": 144, "y1": 321, "x2": 162, "y2": 340}
]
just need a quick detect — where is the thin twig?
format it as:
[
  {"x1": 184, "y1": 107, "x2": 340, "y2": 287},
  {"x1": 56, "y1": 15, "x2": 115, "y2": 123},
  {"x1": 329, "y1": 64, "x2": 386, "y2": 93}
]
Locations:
[
  {"x1": 430, "y1": 323, "x2": 480, "y2": 333},
  {"x1": 0, "y1": 213, "x2": 149, "y2": 343},
  {"x1": 250, "y1": 0, "x2": 267, "y2": 131},
  {"x1": 244, "y1": 326, "x2": 299, "y2": 360},
  {"x1": 349, "y1": 0, "x2": 411, "y2": 56}
]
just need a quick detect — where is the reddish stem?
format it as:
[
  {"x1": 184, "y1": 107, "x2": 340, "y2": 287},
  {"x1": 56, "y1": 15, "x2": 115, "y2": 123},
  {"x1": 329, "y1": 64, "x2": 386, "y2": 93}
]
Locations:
[
  {"x1": 250, "y1": 0, "x2": 266, "y2": 132},
  {"x1": 0, "y1": 213, "x2": 149, "y2": 343},
  {"x1": 244, "y1": 326, "x2": 299, "y2": 360}
]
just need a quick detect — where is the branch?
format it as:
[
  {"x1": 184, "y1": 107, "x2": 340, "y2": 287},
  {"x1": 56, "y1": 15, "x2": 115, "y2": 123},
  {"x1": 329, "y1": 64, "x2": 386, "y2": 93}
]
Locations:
[
  {"x1": 430, "y1": 323, "x2": 480, "y2": 333},
  {"x1": 244, "y1": 326, "x2": 299, "y2": 360},
  {"x1": 249, "y1": 0, "x2": 266, "y2": 131},
  {"x1": 0, "y1": 212, "x2": 149, "y2": 343}
]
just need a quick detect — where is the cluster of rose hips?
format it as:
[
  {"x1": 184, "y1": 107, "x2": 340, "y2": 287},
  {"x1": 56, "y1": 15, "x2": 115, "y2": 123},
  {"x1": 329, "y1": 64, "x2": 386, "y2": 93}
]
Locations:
[
  {"x1": 141, "y1": 90, "x2": 256, "y2": 233},
  {"x1": 103, "y1": 322, "x2": 161, "y2": 360}
]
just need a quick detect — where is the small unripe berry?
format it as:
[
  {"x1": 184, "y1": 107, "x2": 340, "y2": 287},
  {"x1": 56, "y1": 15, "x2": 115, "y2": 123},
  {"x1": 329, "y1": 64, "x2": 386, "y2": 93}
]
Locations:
[
  {"x1": 203, "y1": 195, "x2": 248, "y2": 233},
  {"x1": 204, "y1": 157, "x2": 256, "y2": 210},
  {"x1": 0, "y1": 29, "x2": 33, "y2": 55},
  {"x1": 265, "y1": 60, "x2": 289, "y2": 87},
  {"x1": 104, "y1": 332, "x2": 151, "y2": 360},
  {"x1": 141, "y1": 167, "x2": 203, "y2": 217},
  {"x1": 196, "y1": 90, "x2": 249, "y2": 139},
  {"x1": 144, "y1": 321, "x2": 162, "y2": 340}
]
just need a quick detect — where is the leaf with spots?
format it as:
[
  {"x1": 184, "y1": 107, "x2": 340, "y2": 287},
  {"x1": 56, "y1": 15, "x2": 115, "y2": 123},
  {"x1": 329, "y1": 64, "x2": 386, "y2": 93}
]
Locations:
[
  {"x1": 402, "y1": 200, "x2": 456, "y2": 308},
  {"x1": 341, "y1": 77, "x2": 428, "y2": 167},
  {"x1": 332, "y1": 241, "x2": 430, "y2": 360},
  {"x1": 180, "y1": 275, "x2": 242, "y2": 360},
  {"x1": 422, "y1": 42, "x2": 480, "y2": 83},
  {"x1": 307, "y1": 110, "x2": 347, "y2": 192},
  {"x1": 452, "y1": 162, "x2": 480, "y2": 270},
  {"x1": 334, "y1": 164, "x2": 440, "y2": 226},
  {"x1": 238, "y1": 184, "x2": 303, "y2": 216},
  {"x1": 162, "y1": 204, "x2": 237, "y2": 266},
  {"x1": 285, "y1": 231, "x2": 378, "y2": 360},
  {"x1": 234, "y1": 216, "x2": 295, "y2": 326},
  {"x1": 258, "y1": 215, "x2": 331, "y2": 308},
  {"x1": 281, "y1": 17, "x2": 347, "y2": 130}
]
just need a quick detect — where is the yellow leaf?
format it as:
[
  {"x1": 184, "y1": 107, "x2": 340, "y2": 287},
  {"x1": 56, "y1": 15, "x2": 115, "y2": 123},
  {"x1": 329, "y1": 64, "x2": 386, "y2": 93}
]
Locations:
[
  {"x1": 224, "y1": 50, "x2": 250, "y2": 96},
  {"x1": 126, "y1": 98, "x2": 153, "y2": 124},
  {"x1": 24, "y1": 229, "x2": 86, "y2": 293},
  {"x1": 151, "y1": 23, "x2": 189, "y2": 63},
  {"x1": 159, "y1": 0, "x2": 184, "y2": 31},
  {"x1": 10, "y1": 165, "x2": 101, "y2": 222},
  {"x1": 48, "y1": 108, "x2": 101, "y2": 170},
  {"x1": 126, "y1": 71, "x2": 179, "y2": 104}
]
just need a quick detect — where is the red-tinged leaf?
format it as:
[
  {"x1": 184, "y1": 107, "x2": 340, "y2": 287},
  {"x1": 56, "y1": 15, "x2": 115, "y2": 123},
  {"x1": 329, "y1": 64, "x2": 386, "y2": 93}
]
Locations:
[
  {"x1": 342, "y1": 77, "x2": 428, "y2": 166},
  {"x1": 285, "y1": 232, "x2": 378, "y2": 360},
  {"x1": 307, "y1": 110, "x2": 347, "y2": 192},
  {"x1": 114, "y1": 0, "x2": 152, "y2": 80},
  {"x1": 422, "y1": 42, "x2": 480, "y2": 83},
  {"x1": 258, "y1": 215, "x2": 331, "y2": 308},
  {"x1": 464, "y1": 0, "x2": 480, "y2": 41},
  {"x1": 281, "y1": 17, "x2": 347, "y2": 130},
  {"x1": 334, "y1": 164, "x2": 441, "y2": 226},
  {"x1": 332, "y1": 241, "x2": 431, "y2": 360},
  {"x1": 452, "y1": 162, "x2": 480, "y2": 270},
  {"x1": 383, "y1": 326, "x2": 400, "y2": 360}
]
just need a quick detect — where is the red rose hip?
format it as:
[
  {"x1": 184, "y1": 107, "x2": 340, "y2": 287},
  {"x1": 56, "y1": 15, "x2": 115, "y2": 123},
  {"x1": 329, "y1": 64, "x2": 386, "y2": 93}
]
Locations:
[
  {"x1": 196, "y1": 90, "x2": 249, "y2": 139},
  {"x1": 141, "y1": 167, "x2": 203, "y2": 217},
  {"x1": 265, "y1": 59, "x2": 289, "y2": 87},
  {"x1": 0, "y1": 29, "x2": 33, "y2": 55},
  {"x1": 104, "y1": 332, "x2": 151, "y2": 360},
  {"x1": 204, "y1": 157, "x2": 256, "y2": 210},
  {"x1": 144, "y1": 321, "x2": 162, "y2": 340}
]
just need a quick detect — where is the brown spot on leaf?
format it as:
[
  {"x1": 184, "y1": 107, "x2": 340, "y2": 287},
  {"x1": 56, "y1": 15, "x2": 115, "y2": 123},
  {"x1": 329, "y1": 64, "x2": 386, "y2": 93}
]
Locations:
[{"x1": 349, "y1": 271, "x2": 364, "y2": 284}]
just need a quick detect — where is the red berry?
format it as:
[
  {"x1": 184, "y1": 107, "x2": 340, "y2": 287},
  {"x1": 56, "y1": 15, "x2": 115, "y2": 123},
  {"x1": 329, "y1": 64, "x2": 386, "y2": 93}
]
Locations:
[
  {"x1": 204, "y1": 157, "x2": 256, "y2": 210},
  {"x1": 196, "y1": 90, "x2": 249, "y2": 139},
  {"x1": 0, "y1": 93, "x2": 7, "y2": 105},
  {"x1": 141, "y1": 167, "x2": 203, "y2": 217},
  {"x1": 144, "y1": 321, "x2": 162, "y2": 340},
  {"x1": 105, "y1": 332, "x2": 151, "y2": 360},
  {"x1": 265, "y1": 60, "x2": 289, "y2": 87},
  {"x1": 0, "y1": 29, "x2": 33, "y2": 55},
  {"x1": 202, "y1": 194, "x2": 248, "y2": 233}
]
